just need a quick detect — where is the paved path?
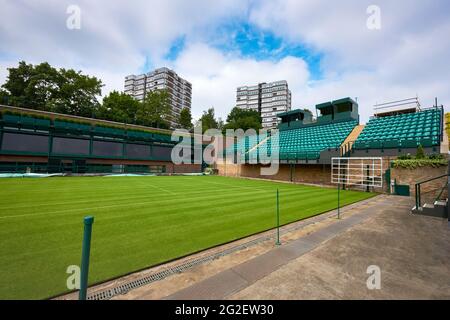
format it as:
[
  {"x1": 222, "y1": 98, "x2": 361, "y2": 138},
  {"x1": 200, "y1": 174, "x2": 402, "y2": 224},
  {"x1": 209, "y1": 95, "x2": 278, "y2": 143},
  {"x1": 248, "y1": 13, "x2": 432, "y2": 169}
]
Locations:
[{"x1": 164, "y1": 196, "x2": 442, "y2": 300}]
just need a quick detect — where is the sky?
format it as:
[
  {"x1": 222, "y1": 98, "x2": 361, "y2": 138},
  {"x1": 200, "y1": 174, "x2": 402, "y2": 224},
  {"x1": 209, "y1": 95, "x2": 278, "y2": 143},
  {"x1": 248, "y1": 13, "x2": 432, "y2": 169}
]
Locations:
[{"x1": 0, "y1": 0, "x2": 449, "y2": 123}]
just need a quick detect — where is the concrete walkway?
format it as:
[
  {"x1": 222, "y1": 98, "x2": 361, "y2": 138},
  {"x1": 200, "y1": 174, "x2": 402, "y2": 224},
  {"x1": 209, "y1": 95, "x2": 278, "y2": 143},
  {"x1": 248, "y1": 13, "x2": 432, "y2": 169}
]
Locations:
[{"x1": 164, "y1": 196, "x2": 450, "y2": 300}]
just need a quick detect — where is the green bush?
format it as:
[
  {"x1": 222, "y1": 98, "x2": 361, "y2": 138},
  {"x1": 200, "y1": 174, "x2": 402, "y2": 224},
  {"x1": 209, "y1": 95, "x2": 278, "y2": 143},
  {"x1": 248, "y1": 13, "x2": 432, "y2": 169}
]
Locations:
[
  {"x1": 416, "y1": 144, "x2": 425, "y2": 159},
  {"x1": 427, "y1": 153, "x2": 444, "y2": 160},
  {"x1": 397, "y1": 153, "x2": 412, "y2": 160},
  {"x1": 392, "y1": 158, "x2": 448, "y2": 169}
]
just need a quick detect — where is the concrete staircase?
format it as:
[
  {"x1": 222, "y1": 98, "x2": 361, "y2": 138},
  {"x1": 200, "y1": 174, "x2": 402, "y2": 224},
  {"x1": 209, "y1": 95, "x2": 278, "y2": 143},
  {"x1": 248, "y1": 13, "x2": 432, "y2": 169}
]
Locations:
[
  {"x1": 412, "y1": 199, "x2": 448, "y2": 218},
  {"x1": 340, "y1": 125, "x2": 365, "y2": 155}
]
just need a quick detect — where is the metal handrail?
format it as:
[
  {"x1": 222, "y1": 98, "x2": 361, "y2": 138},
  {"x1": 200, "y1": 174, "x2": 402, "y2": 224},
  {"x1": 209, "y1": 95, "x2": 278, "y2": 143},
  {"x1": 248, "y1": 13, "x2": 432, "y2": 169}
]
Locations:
[
  {"x1": 415, "y1": 173, "x2": 449, "y2": 209},
  {"x1": 434, "y1": 182, "x2": 448, "y2": 203}
]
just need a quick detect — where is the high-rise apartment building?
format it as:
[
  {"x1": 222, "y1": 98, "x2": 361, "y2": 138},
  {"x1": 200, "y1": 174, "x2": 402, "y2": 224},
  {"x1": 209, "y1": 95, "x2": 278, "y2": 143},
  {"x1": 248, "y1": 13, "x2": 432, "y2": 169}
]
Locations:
[
  {"x1": 236, "y1": 80, "x2": 291, "y2": 129},
  {"x1": 124, "y1": 67, "x2": 192, "y2": 128}
]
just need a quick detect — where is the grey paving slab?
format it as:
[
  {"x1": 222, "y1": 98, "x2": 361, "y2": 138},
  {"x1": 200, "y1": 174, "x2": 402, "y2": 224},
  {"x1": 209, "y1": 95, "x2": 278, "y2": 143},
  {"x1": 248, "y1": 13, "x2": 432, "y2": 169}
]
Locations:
[
  {"x1": 232, "y1": 248, "x2": 294, "y2": 283},
  {"x1": 165, "y1": 269, "x2": 248, "y2": 300},
  {"x1": 282, "y1": 238, "x2": 317, "y2": 256},
  {"x1": 164, "y1": 197, "x2": 383, "y2": 300},
  {"x1": 230, "y1": 196, "x2": 450, "y2": 300}
]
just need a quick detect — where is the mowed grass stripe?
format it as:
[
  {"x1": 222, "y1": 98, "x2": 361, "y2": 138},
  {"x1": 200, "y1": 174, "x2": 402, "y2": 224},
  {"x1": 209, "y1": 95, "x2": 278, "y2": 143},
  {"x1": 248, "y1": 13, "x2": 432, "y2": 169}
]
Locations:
[
  {"x1": 0, "y1": 182, "x2": 323, "y2": 219},
  {"x1": 0, "y1": 176, "x2": 375, "y2": 299}
]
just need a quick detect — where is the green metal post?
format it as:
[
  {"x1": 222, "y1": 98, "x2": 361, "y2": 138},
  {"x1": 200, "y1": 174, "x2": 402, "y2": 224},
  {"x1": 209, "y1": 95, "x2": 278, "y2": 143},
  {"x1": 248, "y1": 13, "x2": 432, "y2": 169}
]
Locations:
[
  {"x1": 418, "y1": 184, "x2": 421, "y2": 208},
  {"x1": 79, "y1": 216, "x2": 94, "y2": 300},
  {"x1": 337, "y1": 183, "x2": 341, "y2": 219},
  {"x1": 276, "y1": 189, "x2": 281, "y2": 245},
  {"x1": 415, "y1": 184, "x2": 419, "y2": 209}
]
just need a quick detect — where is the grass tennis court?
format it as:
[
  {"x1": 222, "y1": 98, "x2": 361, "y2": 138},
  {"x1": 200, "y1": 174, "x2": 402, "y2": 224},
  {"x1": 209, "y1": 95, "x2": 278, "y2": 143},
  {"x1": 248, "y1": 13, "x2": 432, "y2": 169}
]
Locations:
[{"x1": 0, "y1": 175, "x2": 375, "y2": 299}]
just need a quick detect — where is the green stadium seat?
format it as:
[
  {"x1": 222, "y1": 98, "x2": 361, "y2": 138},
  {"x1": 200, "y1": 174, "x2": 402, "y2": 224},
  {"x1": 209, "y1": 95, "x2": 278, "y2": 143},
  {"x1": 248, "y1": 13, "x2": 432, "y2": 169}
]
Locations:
[
  {"x1": 383, "y1": 140, "x2": 399, "y2": 149},
  {"x1": 401, "y1": 139, "x2": 418, "y2": 148},
  {"x1": 354, "y1": 108, "x2": 441, "y2": 150},
  {"x1": 369, "y1": 141, "x2": 383, "y2": 149},
  {"x1": 2, "y1": 114, "x2": 21, "y2": 125},
  {"x1": 419, "y1": 137, "x2": 433, "y2": 148}
]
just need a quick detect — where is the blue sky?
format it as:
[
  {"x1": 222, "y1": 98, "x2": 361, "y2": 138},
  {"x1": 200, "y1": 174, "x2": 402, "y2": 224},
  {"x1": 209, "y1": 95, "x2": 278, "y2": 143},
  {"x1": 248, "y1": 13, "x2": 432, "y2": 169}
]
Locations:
[
  {"x1": 0, "y1": 0, "x2": 449, "y2": 121},
  {"x1": 155, "y1": 21, "x2": 324, "y2": 81}
]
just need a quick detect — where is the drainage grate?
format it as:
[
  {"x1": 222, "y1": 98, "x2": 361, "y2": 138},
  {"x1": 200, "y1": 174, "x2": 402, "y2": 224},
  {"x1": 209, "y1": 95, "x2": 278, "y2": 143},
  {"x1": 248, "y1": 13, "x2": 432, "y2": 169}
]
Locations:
[{"x1": 87, "y1": 198, "x2": 376, "y2": 300}]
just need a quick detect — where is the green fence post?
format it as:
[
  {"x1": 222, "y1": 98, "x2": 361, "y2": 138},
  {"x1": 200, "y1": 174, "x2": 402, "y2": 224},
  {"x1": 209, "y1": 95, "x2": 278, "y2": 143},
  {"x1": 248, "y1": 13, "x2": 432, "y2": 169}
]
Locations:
[
  {"x1": 337, "y1": 183, "x2": 341, "y2": 219},
  {"x1": 418, "y1": 184, "x2": 421, "y2": 208},
  {"x1": 79, "y1": 216, "x2": 94, "y2": 300},
  {"x1": 276, "y1": 189, "x2": 281, "y2": 245},
  {"x1": 415, "y1": 184, "x2": 419, "y2": 209}
]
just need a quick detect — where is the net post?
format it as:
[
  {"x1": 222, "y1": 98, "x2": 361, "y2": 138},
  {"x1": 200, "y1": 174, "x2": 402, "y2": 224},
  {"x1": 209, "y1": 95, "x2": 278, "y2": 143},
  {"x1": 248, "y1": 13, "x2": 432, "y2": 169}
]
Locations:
[
  {"x1": 337, "y1": 183, "x2": 341, "y2": 219},
  {"x1": 79, "y1": 216, "x2": 94, "y2": 300},
  {"x1": 275, "y1": 189, "x2": 281, "y2": 246}
]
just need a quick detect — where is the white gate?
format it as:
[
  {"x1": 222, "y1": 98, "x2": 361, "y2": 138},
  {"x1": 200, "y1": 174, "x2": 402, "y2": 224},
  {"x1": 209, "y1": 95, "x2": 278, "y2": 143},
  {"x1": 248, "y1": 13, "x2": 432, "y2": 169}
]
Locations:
[{"x1": 331, "y1": 157, "x2": 383, "y2": 188}]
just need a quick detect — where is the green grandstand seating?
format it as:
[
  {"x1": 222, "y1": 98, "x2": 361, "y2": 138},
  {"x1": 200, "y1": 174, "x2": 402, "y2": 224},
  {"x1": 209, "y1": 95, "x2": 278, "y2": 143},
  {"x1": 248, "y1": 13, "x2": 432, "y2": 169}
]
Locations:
[
  {"x1": 34, "y1": 118, "x2": 51, "y2": 129},
  {"x1": 244, "y1": 120, "x2": 357, "y2": 161},
  {"x1": 153, "y1": 133, "x2": 172, "y2": 142},
  {"x1": 127, "y1": 130, "x2": 151, "y2": 140},
  {"x1": 93, "y1": 126, "x2": 125, "y2": 137},
  {"x1": 2, "y1": 114, "x2": 21, "y2": 125},
  {"x1": 401, "y1": 139, "x2": 418, "y2": 148},
  {"x1": 354, "y1": 108, "x2": 442, "y2": 149},
  {"x1": 54, "y1": 120, "x2": 91, "y2": 133},
  {"x1": 2, "y1": 114, "x2": 51, "y2": 129},
  {"x1": 383, "y1": 140, "x2": 398, "y2": 149}
]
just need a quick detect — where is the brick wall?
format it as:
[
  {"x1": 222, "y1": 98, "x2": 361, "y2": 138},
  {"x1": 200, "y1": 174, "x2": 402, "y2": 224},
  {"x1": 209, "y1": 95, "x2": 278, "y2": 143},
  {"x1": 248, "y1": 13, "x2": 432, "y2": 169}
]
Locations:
[
  {"x1": 391, "y1": 165, "x2": 448, "y2": 202},
  {"x1": 217, "y1": 161, "x2": 332, "y2": 185},
  {"x1": 217, "y1": 159, "x2": 449, "y2": 203}
]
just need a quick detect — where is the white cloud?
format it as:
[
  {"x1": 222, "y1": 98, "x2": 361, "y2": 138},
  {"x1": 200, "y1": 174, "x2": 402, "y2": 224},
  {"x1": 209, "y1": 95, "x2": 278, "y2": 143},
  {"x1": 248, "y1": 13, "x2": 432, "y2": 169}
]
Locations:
[
  {"x1": 167, "y1": 43, "x2": 310, "y2": 119},
  {"x1": 249, "y1": 0, "x2": 450, "y2": 120},
  {"x1": 1, "y1": 0, "x2": 449, "y2": 123}
]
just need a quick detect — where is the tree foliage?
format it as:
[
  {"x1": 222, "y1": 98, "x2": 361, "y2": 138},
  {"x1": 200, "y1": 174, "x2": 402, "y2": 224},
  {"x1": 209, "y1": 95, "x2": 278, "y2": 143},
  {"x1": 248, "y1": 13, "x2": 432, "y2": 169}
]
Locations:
[
  {"x1": 178, "y1": 107, "x2": 193, "y2": 130},
  {"x1": 416, "y1": 144, "x2": 425, "y2": 159},
  {"x1": 136, "y1": 90, "x2": 171, "y2": 129},
  {"x1": 1, "y1": 61, "x2": 103, "y2": 117},
  {"x1": 1, "y1": 61, "x2": 181, "y2": 129},
  {"x1": 223, "y1": 107, "x2": 262, "y2": 132},
  {"x1": 198, "y1": 108, "x2": 219, "y2": 133},
  {"x1": 97, "y1": 91, "x2": 140, "y2": 123}
]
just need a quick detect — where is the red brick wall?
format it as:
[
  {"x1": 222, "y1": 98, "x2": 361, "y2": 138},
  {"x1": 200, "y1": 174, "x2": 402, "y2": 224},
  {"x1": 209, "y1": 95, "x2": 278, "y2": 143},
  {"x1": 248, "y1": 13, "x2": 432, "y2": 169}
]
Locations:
[
  {"x1": 391, "y1": 165, "x2": 448, "y2": 201},
  {"x1": 217, "y1": 162, "x2": 332, "y2": 185}
]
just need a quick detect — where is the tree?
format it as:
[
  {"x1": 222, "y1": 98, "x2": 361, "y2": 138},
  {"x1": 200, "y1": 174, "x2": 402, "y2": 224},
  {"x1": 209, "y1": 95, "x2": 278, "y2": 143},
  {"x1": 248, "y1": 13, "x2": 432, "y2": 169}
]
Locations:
[
  {"x1": 47, "y1": 68, "x2": 103, "y2": 117},
  {"x1": 97, "y1": 91, "x2": 140, "y2": 123},
  {"x1": 223, "y1": 107, "x2": 262, "y2": 132},
  {"x1": 416, "y1": 144, "x2": 425, "y2": 159},
  {"x1": 0, "y1": 89, "x2": 9, "y2": 105},
  {"x1": 178, "y1": 107, "x2": 193, "y2": 130},
  {"x1": 1, "y1": 61, "x2": 103, "y2": 117},
  {"x1": 198, "y1": 107, "x2": 219, "y2": 133},
  {"x1": 2, "y1": 61, "x2": 58, "y2": 109},
  {"x1": 217, "y1": 117, "x2": 224, "y2": 131},
  {"x1": 136, "y1": 89, "x2": 171, "y2": 129}
]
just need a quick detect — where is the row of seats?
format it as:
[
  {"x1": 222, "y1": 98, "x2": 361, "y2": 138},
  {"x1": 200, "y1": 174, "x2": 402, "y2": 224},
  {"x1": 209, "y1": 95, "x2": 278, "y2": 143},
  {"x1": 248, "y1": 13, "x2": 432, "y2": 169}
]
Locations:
[
  {"x1": 354, "y1": 108, "x2": 441, "y2": 149},
  {"x1": 1, "y1": 113, "x2": 173, "y2": 143},
  {"x1": 276, "y1": 120, "x2": 357, "y2": 160},
  {"x1": 237, "y1": 120, "x2": 357, "y2": 161}
]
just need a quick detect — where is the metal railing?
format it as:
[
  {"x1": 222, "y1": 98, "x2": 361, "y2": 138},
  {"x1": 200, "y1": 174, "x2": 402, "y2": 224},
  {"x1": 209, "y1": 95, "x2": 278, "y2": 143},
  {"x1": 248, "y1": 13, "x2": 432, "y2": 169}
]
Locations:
[{"x1": 415, "y1": 174, "x2": 449, "y2": 209}]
